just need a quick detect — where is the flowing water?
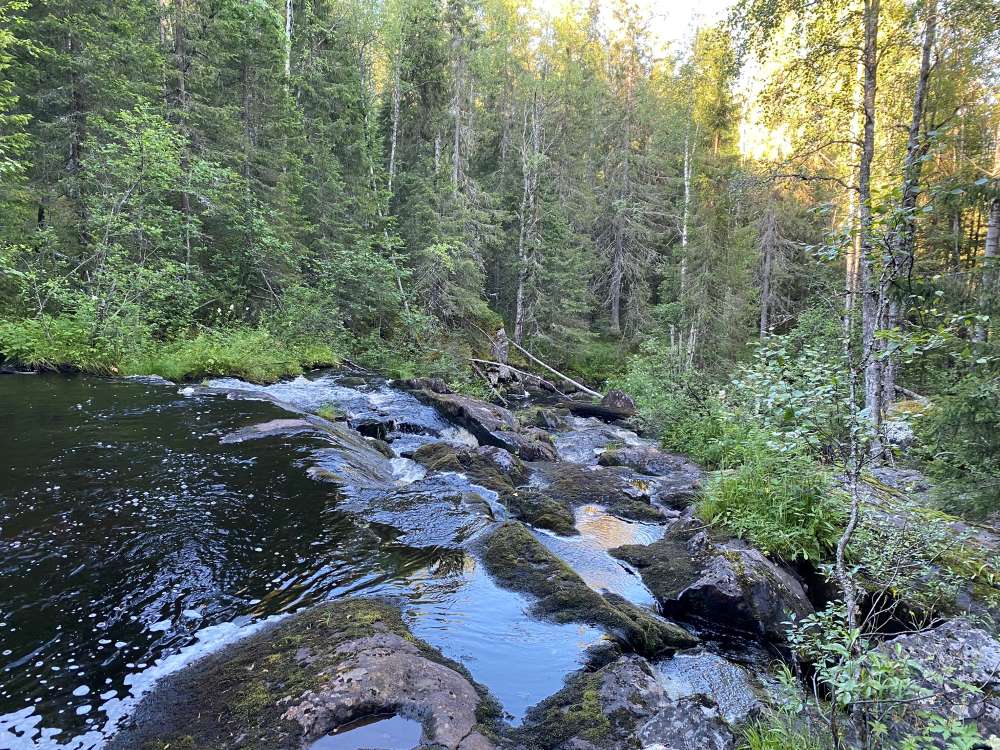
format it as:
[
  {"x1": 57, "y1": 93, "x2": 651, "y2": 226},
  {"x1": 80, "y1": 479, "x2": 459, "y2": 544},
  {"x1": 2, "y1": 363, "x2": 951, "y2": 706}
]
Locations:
[{"x1": 2, "y1": 371, "x2": 664, "y2": 749}]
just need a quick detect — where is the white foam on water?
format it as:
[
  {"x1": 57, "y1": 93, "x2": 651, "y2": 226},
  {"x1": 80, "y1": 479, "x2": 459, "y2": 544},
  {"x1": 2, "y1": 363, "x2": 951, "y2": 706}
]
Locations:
[
  {"x1": 0, "y1": 615, "x2": 284, "y2": 750},
  {"x1": 390, "y1": 457, "x2": 427, "y2": 485}
]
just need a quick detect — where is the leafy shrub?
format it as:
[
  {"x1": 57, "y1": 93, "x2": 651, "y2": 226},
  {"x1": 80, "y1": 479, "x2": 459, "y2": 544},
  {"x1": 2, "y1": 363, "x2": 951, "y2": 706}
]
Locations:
[
  {"x1": 617, "y1": 337, "x2": 843, "y2": 560},
  {"x1": 729, "y1": 334, "x2": 851, "y2": 457},
  {"x1": 561, "y1": 336, "x2": 629, "y2": 389},
  {"x1": 0, "y1": 312, "x2": 120, "y2": 372},
  {"x1": 612, "y1": 341, "x2": 731, "y2": 466},
  {"x1": 698, "y1": 441, "x2": 842, "y2": 560},
  {"x1": 783, "y1": 604, "x2": 989, "y2": 750}
]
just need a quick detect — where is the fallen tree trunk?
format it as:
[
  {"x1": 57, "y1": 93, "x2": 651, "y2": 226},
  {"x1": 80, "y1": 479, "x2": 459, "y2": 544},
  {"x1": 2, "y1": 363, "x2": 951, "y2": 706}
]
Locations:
[
  {"x1": 470, "y1": 361, "x2": 509, "y2": 406},
  {"x1": 470, "y1": 358, "x2": 571, "y2": 399},
  {"x1": 502, "y1": 339, "x2": 602, "y2": 399}
]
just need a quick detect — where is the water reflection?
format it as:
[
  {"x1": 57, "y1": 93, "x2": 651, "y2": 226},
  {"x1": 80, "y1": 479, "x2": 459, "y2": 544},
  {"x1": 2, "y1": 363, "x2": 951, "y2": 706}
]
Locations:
[{"x1": 0, "y1": 374, "x2": 608, "y2": 748}]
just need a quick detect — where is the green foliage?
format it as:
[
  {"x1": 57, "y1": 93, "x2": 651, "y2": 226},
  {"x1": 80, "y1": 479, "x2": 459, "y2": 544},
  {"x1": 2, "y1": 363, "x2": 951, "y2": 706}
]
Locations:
[
  {"x1": 121, "y1": 327, "x2": 339, "y2": 383},
  {"x1": 613, "y1": 341, "x2": 729, "y2": 466},
  {"x1": 618, "y1": 334, "x2": 843, "y2": 560},
  {"x1": 560, "y1": 337, "x2": 628, "y2": 389},
  {"x1": 785, "y1": 604, "x2": 989, "y2": 750},
  {"x1": 914, "y1": 372, "x2": 1000, "y2": 518},
  {"x1": 0, "y1": 313, "x2": 119, "y2": 372},
  {"x1": 730, "y1": 314, "x2": 852, "y2": 456},
  {"x1": 0, "y1": 315, "x2": 338, "y2": 382},
  {"x1": 700, "y1": 447, "x2": 842, "y2": 560}
]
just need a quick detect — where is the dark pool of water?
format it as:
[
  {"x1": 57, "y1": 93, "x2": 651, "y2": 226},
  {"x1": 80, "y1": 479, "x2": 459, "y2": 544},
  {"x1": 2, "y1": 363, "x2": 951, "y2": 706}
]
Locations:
[{"x1": 0, "y1": 373, "x2": 605, "y2": 748}]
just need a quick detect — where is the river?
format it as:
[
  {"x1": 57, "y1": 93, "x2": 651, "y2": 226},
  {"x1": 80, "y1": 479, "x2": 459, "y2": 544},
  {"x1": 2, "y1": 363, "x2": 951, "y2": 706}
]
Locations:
[{"x1": 1, "y1": 371, "x2": 684, "y2": 749}]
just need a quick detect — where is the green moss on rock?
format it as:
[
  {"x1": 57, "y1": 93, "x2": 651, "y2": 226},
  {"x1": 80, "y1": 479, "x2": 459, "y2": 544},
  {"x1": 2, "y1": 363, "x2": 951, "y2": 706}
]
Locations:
[
  {"x1": 513, "y1": 673, "x2": 612, "y2": 750},
  {"x1": 530, "y1": 463, "x2": 665, "y2": 523},
  {"x1": 481, "y1": 522, "x2": 696, "y2": 656},
  {"x1": 412, "y1": 443, "x2": 528, "y2": 493},
  {"x1": 612, "y1": 529, "x2": 708, "y2": 604},
  {"x1": 504, "y1": 488, "x2": 578, "y2": 535},
  {"x1": 111, "y1": 599, "x2": 501, "y2": 750}
]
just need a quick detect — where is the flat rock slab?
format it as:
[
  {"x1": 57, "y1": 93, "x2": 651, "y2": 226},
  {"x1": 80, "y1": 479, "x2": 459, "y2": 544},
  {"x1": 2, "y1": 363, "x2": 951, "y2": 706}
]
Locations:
[
  {"x1": 107, "y1": 599, "x2": 500, "y2": 750},
  {"x1": 480, "y1": 522, "x2": 696, "y2": 657},
  {"x1": 221, "y1": 418, "x2": 318, "y2": 443},
  {"x1": 284, "y1": 631, "x2": 493, "y2": 750}
]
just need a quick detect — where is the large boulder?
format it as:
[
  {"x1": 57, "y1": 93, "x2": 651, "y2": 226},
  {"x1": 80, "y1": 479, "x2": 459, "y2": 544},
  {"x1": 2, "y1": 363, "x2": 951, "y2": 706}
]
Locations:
[
  {"x1": 481, "y1": 522, "x2": 697, "y2": 657},
  {"x1": 107, "y1": 599, "x2": 501, "y2": 750},
  {"x1": 398, "y1": 376, "x2": 452, "y2": 394},
  {"x1": 613, "y1": 526, "x2": 813, "y2": 644},
  {"x1": 851, "y1": 474, "x2": 1000, "y2": 624},
  {"x1": 879, "y1": 619, "x2": 1000, "y2": 744},
  {"x1": 597, "y1": 446, "x2": 704, "y2": 509},
  {"x1": 601, "y1": 390, "x2": 637, "y2": 416},
  {"x1": 597, "y1": 445, "x2": 700, "y2": 479},
  {"x1": 409, "y1": 389, "x2": 558, "y2": 461},
  {"x1": 512, "y1": 655, "x2": 736, "y2": 750}
]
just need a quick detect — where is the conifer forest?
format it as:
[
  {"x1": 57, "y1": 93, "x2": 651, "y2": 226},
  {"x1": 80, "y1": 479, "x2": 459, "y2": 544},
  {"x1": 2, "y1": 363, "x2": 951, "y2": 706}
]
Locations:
[{"x1": 1, "y1": 0, "x2": 1000, "y2": 748}]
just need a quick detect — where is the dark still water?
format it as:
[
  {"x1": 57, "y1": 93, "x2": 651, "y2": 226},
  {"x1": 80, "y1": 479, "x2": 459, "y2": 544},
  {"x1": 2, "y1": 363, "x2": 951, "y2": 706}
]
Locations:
[{"x1": 0, "y1": 373, "x2": 602, "y2": 749}]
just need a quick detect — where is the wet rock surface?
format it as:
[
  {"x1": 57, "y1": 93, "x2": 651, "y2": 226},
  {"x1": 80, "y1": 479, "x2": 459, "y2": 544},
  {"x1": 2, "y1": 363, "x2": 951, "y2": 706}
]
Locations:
[
  {"x1": 412, "y1": 442, "x2": 529, "y2": 494},
  {"x1": 480, "y1": 522, "x2": 697, "y2": 657},
  {"x1": 613, "y1": 520, "x2": 813, "y2": 643},
  {"x1": 107, "y1": 599, "x2": 502, "y2": 750},
  {"x1": 526, "y1": 462, "x2": 666, "y2": 523},
  {"x1": 512, "y1": 655, "x2": 737, "y2": 750},
  {"x1": 653, "y1": 649, "x2": 769, "y2": 726},
  {"x1": 408, "y1": 388, "x2": 559, "y2": 461}
]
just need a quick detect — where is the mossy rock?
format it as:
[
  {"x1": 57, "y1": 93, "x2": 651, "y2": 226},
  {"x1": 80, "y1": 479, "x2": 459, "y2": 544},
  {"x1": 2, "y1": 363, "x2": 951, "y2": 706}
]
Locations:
[
  {"x1": 504, "y1": 487, "x2": 578, "y2": 535},
  {"x1": 530, "y1": 463, "x2": 665, "y2": 523},
  {"x1": 412, "y1": 443, "x2": 528, "y2": 493},
  {"x1": 481, "y1": 522, "x2": 696, "y2": 656},
  {"x1": 612, "y1": 530, "x2": 708, "y2": 604},
  {"x1": 512, "y1": 672, "x2": 612, "y2": 750},
  {"x1": 108, "y1": 599, "x2": 502, "y2": 750}
]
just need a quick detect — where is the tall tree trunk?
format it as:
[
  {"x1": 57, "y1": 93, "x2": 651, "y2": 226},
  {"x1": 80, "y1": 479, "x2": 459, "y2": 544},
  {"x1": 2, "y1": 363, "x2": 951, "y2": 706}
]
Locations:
[
  {"x1": 172, "y1": 0, "x2": 193, "y2": 269},
  {"x1": 450, "y1": 18, "x2": 464, "y2": 194},
  {"x1": 388, "y1": 62, "x2": 401, "y2": 195},
  {"x1": 974, "y1": 122, "x2": 1000, "y2": 342},
  {"x1": 608, "y1": 61, "x2": 635, "y2": 337},
  {"x1": 844, "y1": 58, "x2": 864, "y2": 334},
  {"x1": 67, "y1": 29, "x2": 89, "y2": 249},
  {"x1": 284, "y1": 0, "x2": 293, "y2": 79},
  {"x1": 759, "y1": 202, "x2": 777, "y2": 339},
  {"x1": 858, "y1": 0, "x2": 883, "y2": 446},
  {"x1": 680, "y1": 130, "x2": 691, "y2": 295},
  {"x1": 514, "y1": 92, "x2": 542, "y2": 344},
  {"x1": 883, "y1": 0, "x2": 937, "y2": 402}
]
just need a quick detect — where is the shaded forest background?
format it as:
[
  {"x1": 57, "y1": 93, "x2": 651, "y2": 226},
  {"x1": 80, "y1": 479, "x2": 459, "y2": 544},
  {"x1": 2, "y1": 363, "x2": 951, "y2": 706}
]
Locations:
[
  {"x1": 0, "y1": 0, "x2": 997, "y2": 454},
  {"x1": 3, "y1": 2, "x2": 1000, "y2": 744}
]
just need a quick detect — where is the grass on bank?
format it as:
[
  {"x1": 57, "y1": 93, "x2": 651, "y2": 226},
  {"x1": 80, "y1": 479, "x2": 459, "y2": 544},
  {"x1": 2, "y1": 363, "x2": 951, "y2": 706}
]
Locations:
[
  {"x1": 0, "y1": 315, "x2": 340, "y2": 383},
  {"x1": 0, "y1": 312, "x2": 495, "y2": 387}
]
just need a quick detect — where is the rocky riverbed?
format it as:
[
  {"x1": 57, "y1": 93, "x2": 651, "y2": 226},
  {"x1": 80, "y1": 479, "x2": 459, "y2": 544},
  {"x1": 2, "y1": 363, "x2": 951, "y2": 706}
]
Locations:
[{"x1": 2, "y1": 370, "x2": 997, "y2": 749}]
